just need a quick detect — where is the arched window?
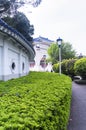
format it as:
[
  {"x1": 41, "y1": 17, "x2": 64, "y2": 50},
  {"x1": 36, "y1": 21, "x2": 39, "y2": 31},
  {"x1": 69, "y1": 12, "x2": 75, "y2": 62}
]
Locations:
[{"x1": 40, "y1": 55, "x2": 48, "y2": 68}]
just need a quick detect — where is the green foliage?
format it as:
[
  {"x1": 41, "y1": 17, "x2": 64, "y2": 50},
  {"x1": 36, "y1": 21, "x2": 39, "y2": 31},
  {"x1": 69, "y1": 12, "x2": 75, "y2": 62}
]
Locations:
[
  {"x1": 66, "y1": 59, "x2": 77, "y2": 78},
  {"x1": 53, "y1": 61, "x2": 68, "y2": 75},
  {"x1": 61, "y1": 42, "x2": 76, "y2": 59},
  {"x1": 53, "y1": 59, "x2": 77, "y2": 79},
  {"x1": 2, "y1": 12, "x2": 34, "y2": 42},
  {"x1": 48, "y1": 42, "x2": 76, "y2": 64},
  {"x1": 53, "y1": 63, "x2": 59, "y2": 73},
  {"x1": 48, "y1": 43, "x2": 59, "y2": 64},
  {"x1": 0, "y1": 72, "x2": 72, "y2": 130},
  {"x1": 61, "y1": 60, "x2": 68, "y2": 75},
  {"x1": 0, "y1": 0, "x2": 42, "y2": 18},
  {"x1": 74, "y1": 58, "x2": 86, "y2": 79}
]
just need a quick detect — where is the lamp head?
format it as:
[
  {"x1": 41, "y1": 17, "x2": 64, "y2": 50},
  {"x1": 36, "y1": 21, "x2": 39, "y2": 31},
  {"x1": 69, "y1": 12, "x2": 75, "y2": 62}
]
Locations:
[{"x1": 57, "y1": 37, "x2": 62, "y2": 47}]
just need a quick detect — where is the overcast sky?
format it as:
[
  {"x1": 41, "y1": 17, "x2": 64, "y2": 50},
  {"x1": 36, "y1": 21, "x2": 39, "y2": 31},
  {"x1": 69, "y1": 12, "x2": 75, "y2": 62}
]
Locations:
[{"x1": 21, "y1": 0, "x2": 86, "y2": 55}]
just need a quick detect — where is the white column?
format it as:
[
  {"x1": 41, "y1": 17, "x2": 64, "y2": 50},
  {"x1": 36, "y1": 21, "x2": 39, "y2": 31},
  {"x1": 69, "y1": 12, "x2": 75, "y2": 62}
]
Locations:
[{"x1": 34, "y1": 49, "x2": 40, "y2": 71}]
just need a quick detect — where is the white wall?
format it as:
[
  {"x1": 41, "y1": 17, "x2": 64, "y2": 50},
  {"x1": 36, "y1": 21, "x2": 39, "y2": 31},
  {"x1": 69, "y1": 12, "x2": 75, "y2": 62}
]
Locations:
[
  {"x1": 8, "y1": 49, "x2": 19, "y2": 75},
  {"x1": 0, "y1": 46, "x2": 2, "y2": 77},
  {"x1": 31, "y1": 41, "x2": 52, "y2": 72},
  {"x1": 0, "y1": 35, "x2": 3, "y2": 80},
  {"x1": 0, "y1": 35, "x2": 30, "y2": 81}
]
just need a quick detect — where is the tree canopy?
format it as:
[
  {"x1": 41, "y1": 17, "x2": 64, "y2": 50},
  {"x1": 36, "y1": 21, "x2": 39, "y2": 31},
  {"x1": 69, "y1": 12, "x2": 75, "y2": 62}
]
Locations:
[
  {"x1": 2, "y1": 12, "x2": 34, "y2": 42},
  {"x1": 0, "y1": 0, "x2": 42, "y2": 18},
  {"x1": 1, "y1": 0, "x2": 42, "y2": 42},
  {"x1": 48, "y1": 42, "x2": 76, "y2": 64}
]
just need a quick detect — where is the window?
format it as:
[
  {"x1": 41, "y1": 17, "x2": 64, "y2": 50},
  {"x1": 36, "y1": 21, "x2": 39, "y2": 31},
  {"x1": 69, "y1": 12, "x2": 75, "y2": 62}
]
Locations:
[
  {"x1": 11, "y1": 62, "x2": 15, "y2": 70},
  {"x1": 22, "y1": 62, "x2": 25, "y2": 71},
  {"x1": 40, "y1": 56, "x2": 48, "y2": 68},
  {"x1": 43, "y1": 55, "x2": 46, "y2": 58},
  {"x1": 36, "y1": 44, "x2": 40, "y2": 50}
]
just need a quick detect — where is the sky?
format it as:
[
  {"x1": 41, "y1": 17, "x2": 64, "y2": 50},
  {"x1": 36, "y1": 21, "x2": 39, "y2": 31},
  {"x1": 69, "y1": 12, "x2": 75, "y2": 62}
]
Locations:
[{"x1": 20, "y1": 0, "x2": 86, "y2": 55}]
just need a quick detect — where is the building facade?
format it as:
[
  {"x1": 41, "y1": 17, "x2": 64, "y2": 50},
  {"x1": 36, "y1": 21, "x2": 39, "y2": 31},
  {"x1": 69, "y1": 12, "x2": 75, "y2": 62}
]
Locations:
[
  {"x1": 0, "y1": 19, "x2": 35, "y2": 81},
  {"x1": 30, "y1": 36, "x2": 54, "y2": 72}
]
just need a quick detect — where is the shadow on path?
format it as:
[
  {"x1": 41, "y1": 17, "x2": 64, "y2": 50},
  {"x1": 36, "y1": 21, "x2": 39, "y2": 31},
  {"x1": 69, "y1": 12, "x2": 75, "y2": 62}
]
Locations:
[{"x1": 67, "y1": 82, "x2": 86, "y2": 130}]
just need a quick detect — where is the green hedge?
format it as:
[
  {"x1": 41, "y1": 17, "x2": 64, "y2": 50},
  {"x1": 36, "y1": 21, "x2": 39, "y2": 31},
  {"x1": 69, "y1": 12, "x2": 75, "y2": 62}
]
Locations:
[
  {"x1": 74, "y1": 58, "x2": 86, "y2": 79},
  {"x1": 53, "y1": 59, "x2": 77, "y2": 79},
  {"x1": 0, "y1": 72, "x2": 72, "y2": 130},
  {"x1": 65, "y1": 59, "x2": 77, "y2": 79},
  {"x1": 53, "y1": 63, "x2": 59, "y2": 73}
]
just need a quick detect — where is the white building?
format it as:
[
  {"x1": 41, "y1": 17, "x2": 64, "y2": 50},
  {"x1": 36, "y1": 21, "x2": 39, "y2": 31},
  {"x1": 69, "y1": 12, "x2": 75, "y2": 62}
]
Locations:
[
  {"x1": 0, "y1": 19, "x2": 35, "y2": 81},
  {"x1": 30, "y1": 36, "x2": 54, "y2": 72}
]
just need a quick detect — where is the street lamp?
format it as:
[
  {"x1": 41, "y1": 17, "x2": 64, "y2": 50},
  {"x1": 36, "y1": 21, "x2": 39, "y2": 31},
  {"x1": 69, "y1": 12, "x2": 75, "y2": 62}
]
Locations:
[{"x1": 56, "y1": 37, "x2": 62, "y2": 75}]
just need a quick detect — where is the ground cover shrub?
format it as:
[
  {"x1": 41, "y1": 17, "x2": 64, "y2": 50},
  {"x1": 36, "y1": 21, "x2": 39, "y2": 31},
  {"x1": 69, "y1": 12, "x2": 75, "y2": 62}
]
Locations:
[
  {"x1": 0, "y1": 72, "x2": 72, "y2": 130},
  {"x1": 74, "y1": 58, "x2": 86, "y2": 79}
]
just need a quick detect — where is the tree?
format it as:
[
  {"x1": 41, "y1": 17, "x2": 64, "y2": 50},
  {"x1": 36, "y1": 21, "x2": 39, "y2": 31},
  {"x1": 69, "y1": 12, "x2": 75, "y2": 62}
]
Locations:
[
  {"x1": 0, "y1": 0, "x2": 42, "y2": 18},
  {"x1": 2, "y1": 12, "x2": 34, "y2": 42},
  {"x1": 48, "y1": 42, "x2": 76, "y2": 64},
  {"x1": 47, "y1": 43, "x2": 59, "y2": 64}
]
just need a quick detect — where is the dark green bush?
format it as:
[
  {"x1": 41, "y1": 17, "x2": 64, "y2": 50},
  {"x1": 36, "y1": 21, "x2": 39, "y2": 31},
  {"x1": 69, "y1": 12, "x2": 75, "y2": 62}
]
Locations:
[
  {"x1": 0, "y1": 72, "x2": 72, "y2": 130},
  {"x1": 74, "y1": 58, "x2": 86, "y2": 79}
]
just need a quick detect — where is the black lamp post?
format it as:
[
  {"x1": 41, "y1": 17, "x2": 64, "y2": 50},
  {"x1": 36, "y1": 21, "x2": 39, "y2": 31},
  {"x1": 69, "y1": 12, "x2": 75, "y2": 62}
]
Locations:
[{"x1": 57, "y1": 37, "x2": 62, "y2": 75}]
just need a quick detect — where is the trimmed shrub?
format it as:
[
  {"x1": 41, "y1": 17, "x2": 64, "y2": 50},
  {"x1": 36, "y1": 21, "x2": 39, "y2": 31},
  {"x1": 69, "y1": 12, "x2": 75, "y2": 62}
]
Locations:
[
  {"x1": 53, "y1": 61, "x2": 68, "y2": 74},
  {"x1": 66, "y1": 59, "x2": 77, "y2": 79},
  {"x1": 53, "y1": 63, "x2": 59, "y2": 73},
  {"x1": 74, "y1": 58, "x2": 86, "y2": 79},
  {"x1": 53, "y1": 60, "x2": 68, "y2": 74},
  {"x1": 61, "y1": 59, "x2": 68, "y2": 75},
  {"x1": 0, "y1": 72, "x2": 72, "y2": 130},
  {"x1": 53, "y1": 59, "x2": 77, "y2": 79}
]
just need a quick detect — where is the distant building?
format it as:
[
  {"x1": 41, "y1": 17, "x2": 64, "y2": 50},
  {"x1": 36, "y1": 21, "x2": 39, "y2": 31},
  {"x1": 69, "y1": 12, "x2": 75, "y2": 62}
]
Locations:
[
  {"x1": 0, "y1": 19, "x2": 35, "y2": 81},
  {"x1": 30, "y1": 36, "x2": 54, "y2": 72}
]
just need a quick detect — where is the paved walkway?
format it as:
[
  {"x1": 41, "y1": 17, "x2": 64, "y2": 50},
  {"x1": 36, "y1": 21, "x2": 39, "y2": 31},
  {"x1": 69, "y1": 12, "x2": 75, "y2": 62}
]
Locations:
[{"x1": 67, "y1": 82, "x2": 86, "y2": 130}]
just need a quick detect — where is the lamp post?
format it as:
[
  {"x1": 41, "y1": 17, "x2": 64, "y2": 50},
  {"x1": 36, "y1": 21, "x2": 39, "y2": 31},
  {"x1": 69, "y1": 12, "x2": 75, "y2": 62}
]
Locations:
[{"x1": 57, "y1": 37, "x2": 62, "y2": 75}]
